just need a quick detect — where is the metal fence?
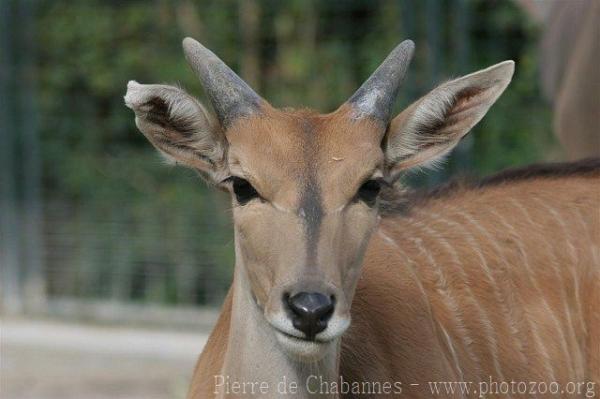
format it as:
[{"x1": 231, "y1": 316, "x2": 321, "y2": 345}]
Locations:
[
  {"x1": 1, "y1": 0, "x2": 544, "y2": 322},
  {"x1": 1, "y1": 1, "x2": 240, "y2": 320}
]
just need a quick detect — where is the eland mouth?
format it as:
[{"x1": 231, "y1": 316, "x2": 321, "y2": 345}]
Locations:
[{"x1": 266, "y1": 310, "x2": 351, "y2": 360}]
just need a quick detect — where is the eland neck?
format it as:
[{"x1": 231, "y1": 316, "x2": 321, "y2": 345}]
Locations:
[{"x1": 216, "y1": 238, "x2": 340, "y2": 398}]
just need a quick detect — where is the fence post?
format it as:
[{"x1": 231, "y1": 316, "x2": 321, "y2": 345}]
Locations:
[
  {"x1": 18, "y1": 0, "x2": 46, "y2": 312},
  {"x1": 0, "y1": 0, "x2": 23, "y2": 314},
  {"x1": 453, "y1": 0, "x2": 473, "y2": 172}
]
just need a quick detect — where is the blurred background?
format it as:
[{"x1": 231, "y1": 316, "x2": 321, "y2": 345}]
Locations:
[{"x1": 1, "y1": 0, "x2": 596, "y2": 398}]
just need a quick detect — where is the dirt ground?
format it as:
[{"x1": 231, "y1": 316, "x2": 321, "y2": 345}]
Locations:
[{"x1": 1, "y1": 318, "x2": 209, "y2": 399}]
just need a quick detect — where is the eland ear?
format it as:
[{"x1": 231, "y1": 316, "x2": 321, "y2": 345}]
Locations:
[
  {"x1": 124, "y1": 81, "x2": 228, "y2": 183},
  {"x1": 384, "y1": 61, "x2": 515, "y2": 177}
]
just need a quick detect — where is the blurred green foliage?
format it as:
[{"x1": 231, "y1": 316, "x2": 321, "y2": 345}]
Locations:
[{"x1": 29, "y1": 0, "x2": 555, "y2": 305}]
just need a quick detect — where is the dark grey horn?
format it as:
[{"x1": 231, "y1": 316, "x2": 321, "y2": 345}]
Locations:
[
  {"x1": 348, "y1": 40, "x2": 415, "y2": 122},
  {"x1": 182, "y1": 37, "x2": 263, "y2": 127}
]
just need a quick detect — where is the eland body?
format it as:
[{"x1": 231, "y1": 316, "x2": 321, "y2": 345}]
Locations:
[{"x1": 125, "y1": 38, "x2": 599, "y2": 398}]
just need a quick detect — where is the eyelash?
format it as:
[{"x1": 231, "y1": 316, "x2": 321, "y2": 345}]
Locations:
[
  {"x1": 228, "y1": 177, "x2": 261, "y2": 205},
  {"x1": 225, "y1": 177, "x2": 383, "y2": 207},
  {"x1": 355, "y1": 179, "x2": 382, "y2": 207}
]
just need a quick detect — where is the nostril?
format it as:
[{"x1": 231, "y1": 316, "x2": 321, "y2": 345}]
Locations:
[
  {"x1": 285, "y1": 293, "x2": 304, "y2": 318},
  {"x1": 319, "y1": 295, "x2": 335, "y2": 321},
  {"x1": 283, "y1": 292, "x2": 291, "y2": 308}
]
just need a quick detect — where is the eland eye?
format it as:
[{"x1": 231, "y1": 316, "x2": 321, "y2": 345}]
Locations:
[
  {"x1": 231, "y1": 177, "x2": 260, "y2": 205},
  {"x1": 356, "y1": 179, "x2": 381, "y2": 207}
]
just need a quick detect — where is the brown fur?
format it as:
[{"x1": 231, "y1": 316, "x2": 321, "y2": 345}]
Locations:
[
  {"x1": 190, "y1": 166, "x2": 600, "y2": 397},
  {"x1": 380, "y1": 158, "x2": 600, "y2": 216},
  {"x1": 343, "y1": 172, "x2": 600, "y2": 396},
  {"x1": 126, "y1": 50, "x2": 597, "y2": 398},
  {"x1": 188, "y1": 288, "x2": 232, "y2": 398}
]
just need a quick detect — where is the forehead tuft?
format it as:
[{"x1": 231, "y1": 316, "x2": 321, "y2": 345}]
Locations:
[
  {"x1": 226, "y1": 105, "x2": 383, "y2": 154},
  {"x1": 224, "y1": 105, "x2": 385, "y2": 204}
]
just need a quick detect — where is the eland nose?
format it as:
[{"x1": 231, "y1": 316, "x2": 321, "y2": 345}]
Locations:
[{"x1": 286, "y1": 292, "x2": 334, "y2": 340}]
